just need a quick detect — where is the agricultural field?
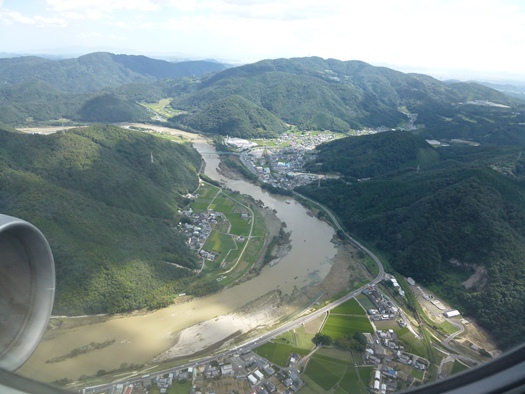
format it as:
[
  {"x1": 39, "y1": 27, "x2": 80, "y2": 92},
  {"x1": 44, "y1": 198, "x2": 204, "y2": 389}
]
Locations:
[
  {"x1": 411, "y1": 367, "x2": 425, "y2": 380},
  {"x1": 191, "y1": 183, "x2": 218, "y2": 212},
  {"x1": 202, "y1": 231, "x2": 237, "y2": 264},
  {"x1": 292, "y1": 326, "x2": 317, "y2": 350},
  {"x1": 356, "y1": 293, "x2": 376, "y2": 311},
  {"x1": 224, "y1": 212, "x2": 251, "y2": 236},
  {"x1": 330, "y1": 298, "x2": 366, "y2": 315},
  {"x1": 396, "y1": 327, "x2": 429, "y2": 359},
  {"x1": 140, "y1": 98, "x2": 182, "y2": 120},
  {"x1": 208, "y1": 196, "x2": 234, "y2": 214},
  {"x1": 321, "y1": 315, "x2": 374, "y2": 340},
  {"x1": 303, "y1": 353, "x2": 371, "y2": 394},
  {"x1": 451, "y1": 360, "x2": 470, "y2": 375},
  {"x1": 253, "y1": 342, "x2": 309, "y2": 367},
  {"x1": 188, "y1": 181, "x2": 268, "y2": 286}
]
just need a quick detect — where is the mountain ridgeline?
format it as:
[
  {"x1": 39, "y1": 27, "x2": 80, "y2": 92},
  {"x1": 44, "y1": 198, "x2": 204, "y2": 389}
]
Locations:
[
  {"x1": 0, "y1": 52, "x2": 226, "y2": 125},
  {"x1": 297, "y1": 131, "x2": 525, "y2": 349},
  {"x1": 0, "y1": 124, "x2": 202, "y2": 314},
  {"x1": 0, "y1": 52, "x2": 227, "y2": 92},
  {"x1": 2, "y1": 53, "x2": 525, "y2": 145},
  {"x1": 170, "y1": 57, "x2": 525, "y2": 143}
]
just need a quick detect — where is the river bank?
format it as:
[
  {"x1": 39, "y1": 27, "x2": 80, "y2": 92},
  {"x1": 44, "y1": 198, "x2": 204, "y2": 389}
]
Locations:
[{"x1": 17, "y1": 127, "x2": 342, "y2": 383}]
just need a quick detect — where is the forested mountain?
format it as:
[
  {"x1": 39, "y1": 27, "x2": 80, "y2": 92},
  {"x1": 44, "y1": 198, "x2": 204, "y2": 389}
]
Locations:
[
  {"x1": 180, "y1": 95, "x2": 288, "y2": 137},
  {"x1": 0, "y1": 124, "x2": 202, "y2": 315},
  {"x1": 0, "y1": 53, "x2": 220, "y2": 126},
  {"x1": 0, "y1": 80, "x2": 151, "y2": 124},
  {"x1": 171, "y1": 57, "x2": 525, "y2": 142},
  {"x1": 0, "y1": 52, "x2": 227, "y2": 92},
  {"x1": 1, "y1": 54, "x2": 523, "y2": 144},
  {"x1": 306, "y1": 131, "x2": 438, "y2": 179},
  {"x1": 298, "y1": 131, "x2": 525, "y2": 349}
]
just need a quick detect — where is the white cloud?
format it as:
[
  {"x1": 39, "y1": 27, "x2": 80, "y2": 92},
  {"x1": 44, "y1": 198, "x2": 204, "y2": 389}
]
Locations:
[
  {"x1": 1, "y1": 0, "x2": 525, "y2": 76},
  {"x1": 0, "y1": 8, "x2": 66, "y2": 26},
  {"x1": 45, "y1": 0, "x2": 163, "y2": 20},
  {"x1": 198, "y1": 0, "x2": 339, "y2": 20}
]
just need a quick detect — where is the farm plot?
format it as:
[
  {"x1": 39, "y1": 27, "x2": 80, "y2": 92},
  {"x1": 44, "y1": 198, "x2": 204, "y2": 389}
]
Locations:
[
  {"x1": 304, "y1": 354, "x2": 370, "y2": 394},
  {"x1": 331, "y1": 298, "x2": 366, "y2": 315},
  {"x1": 224, "y1": 212, "x2": 251, "y2": 236},
  {"x1": 253, "y1": 342, "x2": 309, "y2": 367},
  {"x1": 338, "y1": 366, "x2": 371, "y2": 394},
  {"x1": 304, "y1": 357, "x2": 346, "y2": 391},
  {"x1": 321, "y1": 315, "x2": 374, "y2": 340},
  {"x1": 208, "y1": 196, "x2": 234, "y2": 214},
  {"x1": 191, "y1": 184, "x2": 218, "y2": 212},
  {"x1": 203, "y1": 231, "x2": 237, "y2": 264},
  {"x1": 356, "y1": 293, "x2": 376, "y2": 311}
]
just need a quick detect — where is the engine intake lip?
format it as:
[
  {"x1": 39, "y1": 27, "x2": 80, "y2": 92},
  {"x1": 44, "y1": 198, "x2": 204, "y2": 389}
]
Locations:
[{"x1": 0, "y1": 214, "x2": 55, "y2": 371}]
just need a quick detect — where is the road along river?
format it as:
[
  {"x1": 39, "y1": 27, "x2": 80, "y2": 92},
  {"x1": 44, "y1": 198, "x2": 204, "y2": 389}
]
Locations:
[{"x1": 18, "y1": 126, "x2": 338, "y2": 383}]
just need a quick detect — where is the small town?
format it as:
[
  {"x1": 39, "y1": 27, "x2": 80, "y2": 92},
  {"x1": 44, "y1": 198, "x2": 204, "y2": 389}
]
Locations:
[
  {"x1": 231, "y1": 131, "x2": 340, "y2": 190},
  {"x1": 83, "y1": 272, "x2": 479, "y2": 394}
]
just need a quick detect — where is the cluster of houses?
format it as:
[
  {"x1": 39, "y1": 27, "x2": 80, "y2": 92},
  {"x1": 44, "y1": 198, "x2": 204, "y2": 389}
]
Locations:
[
  {"x1": 363, "y1": 285, "x2": 400, "y2": 322},
  {"x1": 360, "y1": 280, "x2": 434, "y2": 391},
  {"x1": 184, "y1": 349, "x2": 302, "y2": 394},
  {"x1": 240, "y1": 147, "x2": 317, "y2": 190},
  {"x1": 237, "y1": 131, "x2": 340, "y2": 190},
  {"x1": 364, "y1": 326, "x2": 430, "y2": 392},
  {"x1": 111, "y1": 349, "x2": 304, "y2": 394},
  {"x1": 181, "y1": 208, "x2": 218, "y2": 252}
]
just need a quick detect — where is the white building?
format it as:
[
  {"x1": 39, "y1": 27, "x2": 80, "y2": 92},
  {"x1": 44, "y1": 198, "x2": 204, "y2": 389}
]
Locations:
[{"x1": 444, "y1": 310, "x2": 460, "y2": 318}]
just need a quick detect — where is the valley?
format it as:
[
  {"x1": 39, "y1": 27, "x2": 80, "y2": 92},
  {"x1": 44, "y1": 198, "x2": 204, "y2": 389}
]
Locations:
[
  {"x1": 2, "y1": 53, "x2": 524, "y2": 394},
  {"x1": 13, "y1": 124, "x2": 498, "y2": 394}
]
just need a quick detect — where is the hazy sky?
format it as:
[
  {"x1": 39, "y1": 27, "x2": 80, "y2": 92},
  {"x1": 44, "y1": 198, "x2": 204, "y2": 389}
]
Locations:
[{"x1": 1, "y1": 0, "x2": 525, "y2": 80}]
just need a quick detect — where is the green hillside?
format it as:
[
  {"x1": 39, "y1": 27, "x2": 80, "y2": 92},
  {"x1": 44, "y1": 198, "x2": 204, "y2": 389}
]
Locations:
[
  {"x1": 1, "y1": 55, "x2": 523, "y2": 144},
  {"x1": 298, "y1": 133, "x2": 525, "y2": 349},
  {"x1": 75, "y1": 93, "x2": 151, "y2": 123},
  {"x1": 306, "y1": 131, "x2": 439, "y2": 178},
  {"x1": 0, "y1": 83, "x2": 155, "y2": 126},
  {"x1": 0, "y1": 79, "x2": 83, "y2": 124},
  {"x1": 178, "y1": 95, "x2": 288, "y2": 137},
  {"x1": 173, "y1": 67, "x2": 404, "y2": 132},
  {"x1": 0, "y1": 124, "x2": 201, "y2": 315},
  {"x1": 172, "y1": 57, "x2": 525, "y2": 142},
  {"x1": 0, "y1": 52, "x2": 226, "y2": 93}
]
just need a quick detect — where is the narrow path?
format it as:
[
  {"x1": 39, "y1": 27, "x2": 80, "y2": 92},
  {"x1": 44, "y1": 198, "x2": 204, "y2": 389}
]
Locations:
[{"x1": 220, "y1": 189, "x2": 255, "y2": 274}]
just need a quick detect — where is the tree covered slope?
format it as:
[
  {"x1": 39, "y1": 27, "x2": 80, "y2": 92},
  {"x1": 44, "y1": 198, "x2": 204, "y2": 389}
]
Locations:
[
  {"x1": 0, "y1": 124, "x2": 201, "y2": 315},
  {"x1": 0, "y1": 52, "x2": 226, "y2": 92},
  {"x1": 298, "y1": 131, "x2": 525, "y2": 349},
  {"x1": 171, "y1": 57, "x2": 525, "y2": 142}
]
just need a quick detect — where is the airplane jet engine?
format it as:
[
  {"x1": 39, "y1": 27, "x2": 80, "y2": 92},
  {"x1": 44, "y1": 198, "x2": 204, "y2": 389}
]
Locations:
[{"x1": 0, "y1": 214, "x2": 55, "y2": 371}]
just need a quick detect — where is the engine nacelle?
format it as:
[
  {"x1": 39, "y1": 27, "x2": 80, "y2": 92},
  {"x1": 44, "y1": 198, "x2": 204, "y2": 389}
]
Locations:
[{"x1": 0, "y1": 215, "x2": 55, "y2": 371}]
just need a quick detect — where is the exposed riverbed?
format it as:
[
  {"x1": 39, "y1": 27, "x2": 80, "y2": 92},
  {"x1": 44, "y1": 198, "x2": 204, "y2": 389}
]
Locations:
[{"x1": 17, "y1": 125, "x2": 339, "y2": 383}]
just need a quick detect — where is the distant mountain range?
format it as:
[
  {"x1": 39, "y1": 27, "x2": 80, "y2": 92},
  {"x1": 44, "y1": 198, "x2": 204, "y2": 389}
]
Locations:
[
  {"x1": 0, "y1": 52, "x2": 227, "y2": 92},
  {"x1": 170, "y1": 57, "x2": 525, "y2": 142},
  {"x1": 1, "y1": 53, "x2": 524, "y2": 144}
]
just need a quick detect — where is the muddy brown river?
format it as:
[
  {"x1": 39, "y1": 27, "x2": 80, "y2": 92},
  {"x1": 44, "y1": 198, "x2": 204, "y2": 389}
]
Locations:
[{"x1": 17, "y1": 127, "x2": 337, "y2": 382}]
